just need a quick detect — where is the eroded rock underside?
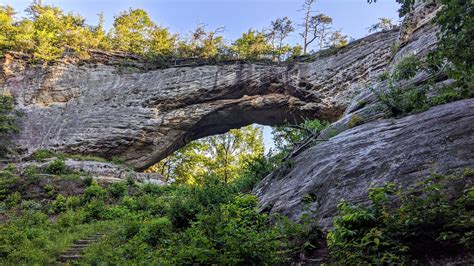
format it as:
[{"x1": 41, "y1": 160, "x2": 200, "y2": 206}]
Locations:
[{"x1": 1, "y1": 1, "x2": 472, "y2": 231}]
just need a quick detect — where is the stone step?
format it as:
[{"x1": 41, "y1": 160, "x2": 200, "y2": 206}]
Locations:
[
  {"x1": 58, "y1": 233, "x2": 105, "y2": 264},
  {"x1": 62, "y1": 250, "x2": 83, "y2": 256},
  {"x1": 74, "y1": 239, "x2": 98, "y2": 245},
  {"x1": 59, "y1": 254, "x2": 83, "y2": 262}
]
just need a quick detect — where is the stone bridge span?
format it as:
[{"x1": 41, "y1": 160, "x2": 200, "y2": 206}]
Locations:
[{"x1": 1, "y1": 30, "x2": 397, "y2": 170}]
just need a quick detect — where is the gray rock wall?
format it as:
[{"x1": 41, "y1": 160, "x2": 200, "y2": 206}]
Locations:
[{"x1": 254, "y1": 99, "x2": 474, "y2": 230}]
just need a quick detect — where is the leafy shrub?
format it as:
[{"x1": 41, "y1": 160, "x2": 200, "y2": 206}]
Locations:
[
  {"x1": 5, "y1": 191, "x2": 21, "y2": 209},
  {"x1": 327, "y1": 173, "x2": 473, "y2": 264},
  {"x1": 0, "y1": 170, "x2": 20, "y2": 200},
  {"x1": 44, "y1": 158, "x2": 68, "y2": 175},
  {"x1": 165, "y1": 195, "x2": 288, "y2": 264},
  {"x1": 20, "y1": 200, "x2": 42, "y2": 212},
  {"x1": 377, "y1": 86, "x2": 429, "y2": 117},
  {"x1": 23, "y1": 165, "x2": 40, "y2": 181},
  {"x1": 167, "y1": 194, "x2": 202, "y2": 229},
  {"x1": 84, "y1": 199, "x2": 106, "y2": 221},
  {"x1": 52, "y1": 194, "x2": 67, "y2": 213},
  {"x1": 43, "y1": 184, "x2": 55, "y2": 198},
  {"x1": 391, "y1": 55, "x2": 420, "y2": 81},
  {"x1": 140, "y1": 217, "x2": 172, "y2": 246},
  {"x1": 65, "y1": 196, "x2": 82, "y2": 210},
  {"x1": 107, "y1": 182, "x2": 128, "y2": 199},
  {"x1": 82, "y1": 181, "x2": 106, "y2": 202},
  {"x1": 231, "y1": 156, "x2": 275, "y2": 193},
  {"x1": 0, "y1": 95, "x2": 20, "y2": 158},
  {"x1": 57, "y1": 209, "x2": 85, "y2": 227},
  {"x1": 31, "y1": 149, "x2": 57, "y2": 161},
  {"x1": 82, "y1": 176, "x2": 94, "y2": 187}
]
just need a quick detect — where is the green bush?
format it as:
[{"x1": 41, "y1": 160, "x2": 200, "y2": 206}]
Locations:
[
  {"x1": 52, "y1": 194, "x2": 67, "y2": 213},
  {"x1": 140, "y1": 217, "x2": 172, "y2": 246},
  {"x1": 5, "y1": 191, "x2": 21, "y2": 209},
  {"x1": 20, "y1": 200, "x2": 42, "y2": 212},
  {"x1": 107, "y1": 182, "x2": 128, "y2": 199},
  {"x1": 84, "y1": 199, "x2": 106, "y2": 221},
  {"x1": 44, "y1": 158, "x2": 68, "y2": 175},
  {"x1": 31, "y1": 149, "x2": 57, "y2": 161},
  {"x1": 378, "y1": 86, "x2": 429, "y2": 117},
  {"x1": 43, "y1": 184, "x2": 55, "y2": 198},
  {"x1": 327, "y1": 173, "x2": 473, "y2": 264},
  {"x1": 82, "y1": 181, "x2": 106, "y2": 203},
  {"x1": 23, "y1": 165, "x2": 40, "y2": 181},
  {"x1": 0, "y1": 95, "x2": 19, "y2": 158},
  {"x1": 391, "y1": 55, "x2": 421, "y2": 81},
  {"x1": 164, "y1": 195, "x2": 288, "y2": 264}
]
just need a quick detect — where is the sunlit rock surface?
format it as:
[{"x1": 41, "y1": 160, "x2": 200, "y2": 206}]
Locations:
[{"x1": 1, "y1": 29, "x2": 397, "y2": 170}]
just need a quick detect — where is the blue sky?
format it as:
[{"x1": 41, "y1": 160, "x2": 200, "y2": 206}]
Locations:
[{"x1": 2, "y1": 0, "x2": 401, "y2": 152}]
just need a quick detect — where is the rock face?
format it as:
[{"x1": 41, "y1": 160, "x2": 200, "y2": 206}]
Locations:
[
  {"x1": 254, "y1": 99, "x2": 474, "y2": 230},
  {"x1": 1, "y1": 29, "x2": 398, "y2": 170},
  {"x1": 0, "y1": 1, "x2": 441, "y2": 171}
]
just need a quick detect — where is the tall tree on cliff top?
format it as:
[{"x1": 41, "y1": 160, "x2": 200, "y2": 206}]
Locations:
[
  {"x1": 231, "y1": 29, "x2": 271, "y2": 60},
  {"x1": 299, "y1": 0, "x2": 333, "y2": 53},
  {"x1": 300, "y1": 0, "x2": 315, "y2": 54},
  {"x1": 110, "y1": 8, "x2": 154, "y2": 55},
  {"x1": 267, "y1": 17, "x2": 295, "y2": 61},
  {"x1": 177, "y1": 24, "x2": 225, "y2": 58}
]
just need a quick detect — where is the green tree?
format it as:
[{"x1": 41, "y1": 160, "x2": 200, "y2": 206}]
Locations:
[
  {"x1": 266, "y1": 17, "x2": 294, "y2": 61},
  {"x1": 368, "y1": 17, "x2": 397, "y2": 33},
  {"x1": 300, "y1": 12, "x2": 333, "y2": 52},
  {"x1": 433, "y1": 0, "x2": 474, "y2": 88},
  {"x1": 177, "y1": 24, "x2": 224, "y2": 58},
  {"x1": 0, "y1": 95, "x2": 19, "y2": 158},
  {"x1": 272, "y1": 119, "x2": 328, "y2": 155},
  {"x1": 91, "y1": 12, "x2": 110, "y2": 50},
  {"x1": 148, "y1": 125, "x2": 264, "y2": 184},
  {"x1": 203, "y1": 126, "x2": 264, "y2": 183},
  {"x1": 147, "y1": 141, "x2": 210, "y2": 184},
  {"x1": 231, "y1": 29, "x2": 271, "y2": 60},
  {"x1": 110, "y1": 8, "x2": 154, "y2": 55},
  {"x1": 329, "y1": 30, "x2": 348, "y2": 48},
  {"x1": 0, "y1": 6, "x2": 17, "y2": 55}
]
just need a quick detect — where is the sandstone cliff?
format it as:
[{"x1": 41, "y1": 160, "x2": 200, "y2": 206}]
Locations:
[{"x1": 1, "y1": 1, "x2": 471, "y2": 227}]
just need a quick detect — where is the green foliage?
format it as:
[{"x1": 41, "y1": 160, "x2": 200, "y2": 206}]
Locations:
[
  {"x1": 231, "y1": 29, "x2": 271, "y2": 60},
  {"x1": 44, "y1": 158, "x2": 68, "y2": 175},
  {"x1": 347, "y1": 114, "x2": 364, "y2": 128},
  {"x1": 52, "y1": 194, "x2": 67, "y2": 213},
  {"x1": 328, "y1": 173, "x2": 473, "y2": 264},
  {"x1": 272, "y1": 119, "x2": 329, "y2": 155},
  {"x1": 391, "y1": 55, "x2": 421, "y2": 81},
  {"x1": 109, "y1": 8, "x2": 174, "y2": 57},
  {"x1": 43, "y1": 184, "x2": 55, "y2": 198},
  {"x1": 82, "y1": 181, "x2": 106, "y2": 203},
  {"x1": 5, "y1": 191, "x2": 21, "y2": 209},
  {"x1": 148, "y1": 125, "x2": 264, "y2": 184},
  {"x1": 107, "y1": 181, "x2": 128, "y2": 199},
  {"x1": 230, "y1": 155, "x2": 276, "y2": 193},
  {"x1": 433, "y1": 0, "x2": 474, "y2": 88},
  {"x1": 377, "y1": 86, "x2": 429, "y2": 117},
  {"x1": 0, "y1": 95, "x2": 19, "y2": 158}
]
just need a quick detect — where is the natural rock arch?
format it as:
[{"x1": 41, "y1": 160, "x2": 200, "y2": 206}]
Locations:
[{"x1": 2, "y1": 30, "x2": 397, "y2": 170}]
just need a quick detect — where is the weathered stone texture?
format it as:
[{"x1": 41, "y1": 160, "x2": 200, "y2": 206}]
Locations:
[
  {"x1": 254, "y1": 99, "x2": 474, "y2": 230},
  {"x1": 1, "y1": 29, "x2": 399, "y2": 170}
]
